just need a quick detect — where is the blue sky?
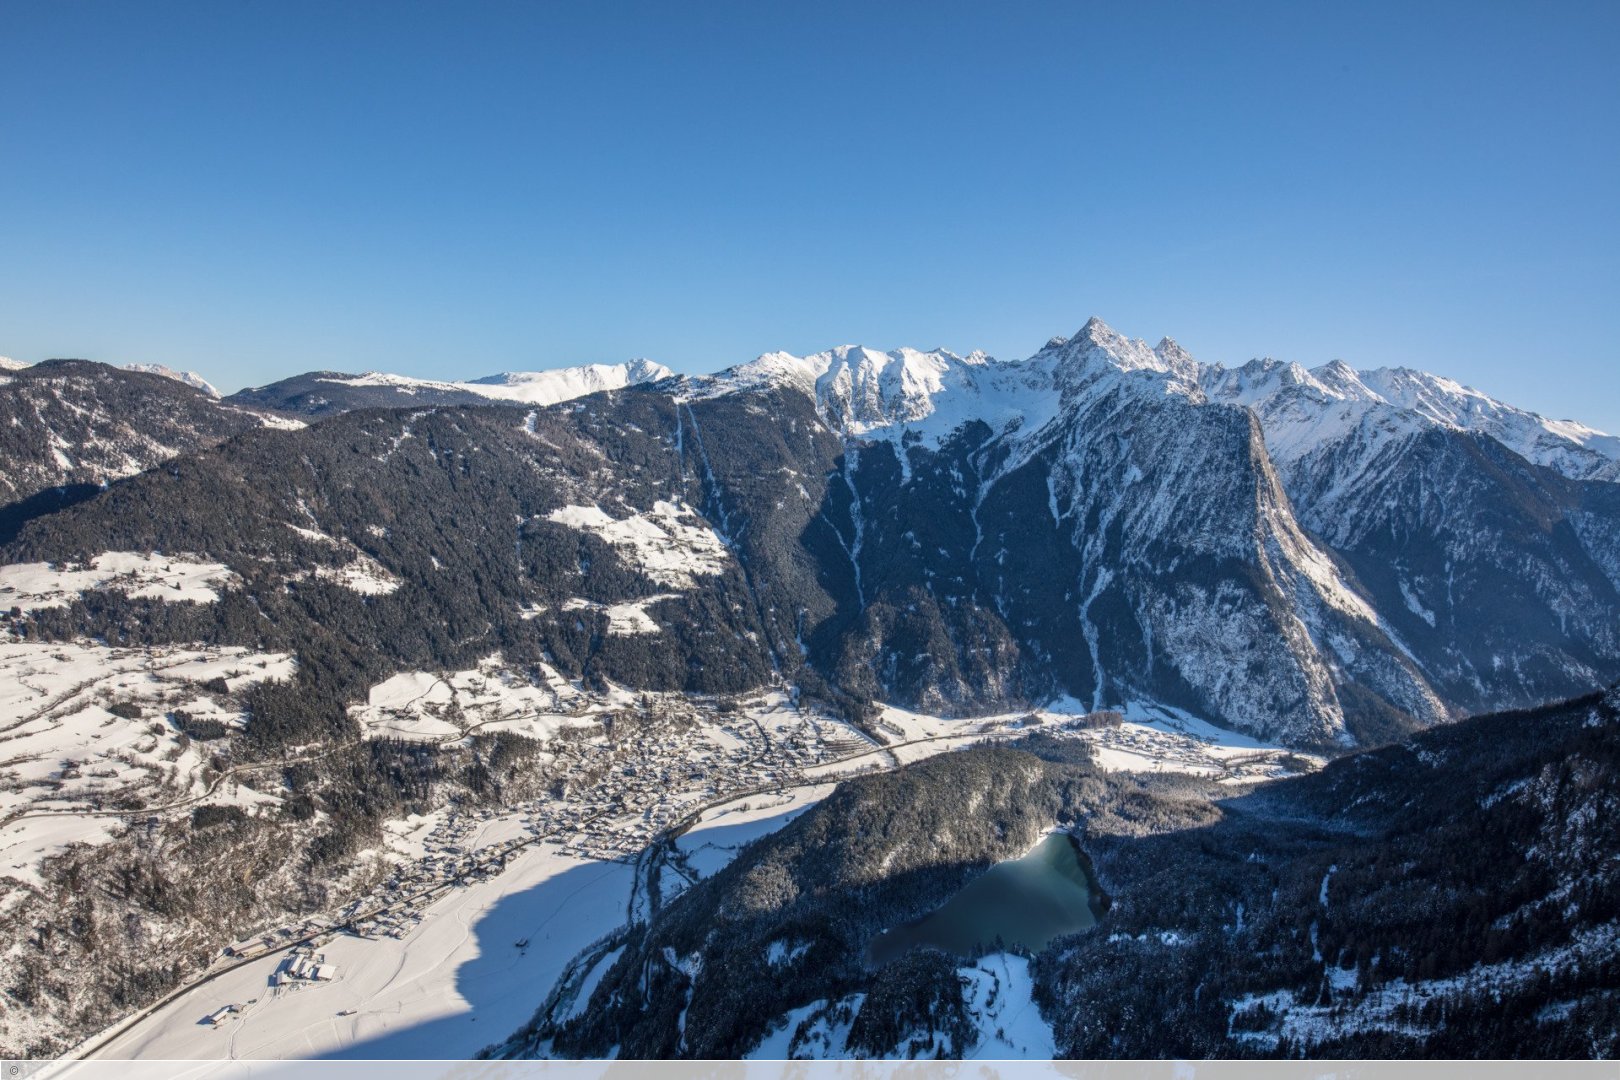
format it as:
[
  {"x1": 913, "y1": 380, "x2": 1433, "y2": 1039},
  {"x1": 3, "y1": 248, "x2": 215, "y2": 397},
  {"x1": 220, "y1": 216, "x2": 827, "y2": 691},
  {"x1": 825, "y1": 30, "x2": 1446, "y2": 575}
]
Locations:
[{"x1": 2, "y1": 2, "x2": 1617, "y2": 428}]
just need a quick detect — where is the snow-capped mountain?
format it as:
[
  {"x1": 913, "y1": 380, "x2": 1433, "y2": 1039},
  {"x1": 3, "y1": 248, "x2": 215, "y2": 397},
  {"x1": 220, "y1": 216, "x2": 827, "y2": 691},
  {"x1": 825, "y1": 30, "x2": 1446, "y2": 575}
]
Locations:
[
  {"x1": 676, "y1": 317, "x2": 1618, "y2": 731},
  {"x1": 228, "y1": 358, "x2": 674, "y2": 415},
  {"x1": 461, "y1": 358, "x2": 674, "y2": 405},
  {"x1": 678, "y1": 319, "x2": 1449, "y2": 744},
  {"x1": 695, "y1": 318, "x2": 1619, "y2": 485},
  {"x1": 1203, "y1": 356, "x2": 1620, "y2": 483},
  {"x1": 121, "y1": 362, "x2": 221, "y2": 397},
  {"x1": 4, "y1": 318, "x2": 1617, "y2": 745}
]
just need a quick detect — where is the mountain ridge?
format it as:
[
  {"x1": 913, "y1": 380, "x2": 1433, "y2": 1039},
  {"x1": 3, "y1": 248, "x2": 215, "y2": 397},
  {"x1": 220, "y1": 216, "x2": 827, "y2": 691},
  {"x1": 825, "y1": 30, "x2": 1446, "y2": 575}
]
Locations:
[
  {"x1": 673, "y1": 317, "x2": 1619, "y2": 486},
  {"x1": 17, "y1": 323, "x2": 1617, "y2": 479},
  {"x1": 2, "y1": 318, "x2": 1616, "y2": 748}
]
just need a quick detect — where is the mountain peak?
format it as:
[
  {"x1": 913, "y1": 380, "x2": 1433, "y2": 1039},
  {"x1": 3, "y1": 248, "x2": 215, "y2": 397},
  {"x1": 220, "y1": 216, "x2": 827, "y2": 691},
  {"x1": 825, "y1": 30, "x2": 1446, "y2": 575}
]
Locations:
[
  {"x1": 1310, "y1": 358, "x2": 1370, "y2": 396},
  {"x1": 1320, "y1": 358, "x2": 1358, "y2": 378},
  {"x1": 1053, "y1": 317, "x2": 1195, "y2": 385},
  {"x1": 1154, "y1": 336, "x2": 1197, "y2": 368},
  {"x1": 1076, "y1": 315, "x2": 1122, "y2": 346},
  {"x1": 624, "y1": 358, "x2": 675, "y2": 382}
]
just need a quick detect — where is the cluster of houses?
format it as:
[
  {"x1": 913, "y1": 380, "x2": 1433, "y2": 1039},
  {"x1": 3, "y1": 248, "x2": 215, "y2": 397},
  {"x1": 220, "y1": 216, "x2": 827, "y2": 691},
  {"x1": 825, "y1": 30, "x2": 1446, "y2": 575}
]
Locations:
[
  {"x1": 199, "y1": 949, "x2": 339, "y2": 1027},
  {"x1": 220, "y1": 918, "x2": 325, "y2": 963},
  {"x1": 517, "y1": 704, "x2": 860, "y2": 862},
  {"x1": 271, "y1": 946, "x2": 337, "y2": 988}
]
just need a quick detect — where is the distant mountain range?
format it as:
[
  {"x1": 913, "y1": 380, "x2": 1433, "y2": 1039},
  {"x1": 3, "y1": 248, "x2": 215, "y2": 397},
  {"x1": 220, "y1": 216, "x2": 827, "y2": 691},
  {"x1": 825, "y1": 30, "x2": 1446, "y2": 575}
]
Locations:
[
  {"x1": 225, "y1": 359, "x2": 674, "y2": 415},
  {"x1": 2, "y1": 356, "x2": 220, "y2": 395}
]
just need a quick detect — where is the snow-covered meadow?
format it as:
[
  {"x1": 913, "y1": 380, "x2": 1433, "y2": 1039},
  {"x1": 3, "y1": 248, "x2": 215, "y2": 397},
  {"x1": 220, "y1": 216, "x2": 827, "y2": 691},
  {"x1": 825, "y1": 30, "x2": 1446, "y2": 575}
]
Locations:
[
  {"x1": 87, "y1": 840, "x2": 637, "y2": 1063},
  {"x1": 349, "y1": 653, "x2": 600, "y2": 743},
  {"x1": 743, "y1": 952, "x2": 1054, "y2": 1059},
  {"x1": 0, "y1": 641, "x2": 293, "y2": 885},
  {"x1": 545, "y1": 500, "x2": 730, "y2": 589},
  {"x1": 0, "y1": 552, "x2": 239, "y2": 611}
]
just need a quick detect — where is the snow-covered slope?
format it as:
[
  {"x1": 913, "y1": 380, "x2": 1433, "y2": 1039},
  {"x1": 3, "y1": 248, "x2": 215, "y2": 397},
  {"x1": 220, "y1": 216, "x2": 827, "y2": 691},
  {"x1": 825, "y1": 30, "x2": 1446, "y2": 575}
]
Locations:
[
  {"x1": 696, "y1": 320, "x2": 1617, "y2": 488},
  {"x1": 1203, "y1": 356, "x2": 1620, "y2": 483},
  {"x1": 462, "y1": 359, "x2": 674, "y2": 405},
  {"x1": 691, "y1": 345, "x2": 1056, "y2": 446},
  {"x1": 336, "y1": 359, "x2": 674, "y2": 406}
]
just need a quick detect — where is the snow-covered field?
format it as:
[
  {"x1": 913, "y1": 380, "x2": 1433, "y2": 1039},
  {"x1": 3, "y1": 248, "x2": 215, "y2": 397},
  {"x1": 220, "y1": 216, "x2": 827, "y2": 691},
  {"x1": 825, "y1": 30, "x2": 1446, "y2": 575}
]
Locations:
[
  {"x1": 958, "y1": 953, "x2": 1058, "y2": 1058},
  {"x1": 561, "y1": 595, "x2": 680, "y2": 636},
  {"x1": 1083, "y1": 702, "x2": 1315, "y2": 781},
  {"x1": 743, "y1": 952, "x2": 1053, "y2": 1059},
  {"x1": 806, "y1": 699, "x2": 1307, "y2": 785},
  {"x1": 349, "y1": 653, "x2": 599, "y2": 742},
  {"x1": 0, "y1": 641, "x2": 294, "y2": 885},
  {"x1": 0, "y1": 552, "x2": 239, "y2": 611},
  {"x1": 86, "y1": 840, "x2": 636, "y2": 1066},
  {"x1": 306, "y1": 559, "x2": 400, "y2": 596},
  {"x1": 672, "y1": 783, "x2": 834, "y2": 881}
]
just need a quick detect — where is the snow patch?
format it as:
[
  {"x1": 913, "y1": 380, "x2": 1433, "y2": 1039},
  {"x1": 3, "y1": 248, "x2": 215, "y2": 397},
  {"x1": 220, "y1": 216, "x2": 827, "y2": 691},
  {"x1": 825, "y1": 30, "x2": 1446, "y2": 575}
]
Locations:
[
  {"x1": 545, "y1": 501, "x2": 729, "y2": 588},
  {"x1": 960, "y1": 953, "x2": 1058, "y2": 1059},
  {"x1": 562, "y1": 595, "x2": 680, "y2": 636},
  {"x1": 351, "y1": 654, "x2": 593, "y2": 742},
  {"x1": 0, "y1": 552, "x2": 239, "y2": 611}
]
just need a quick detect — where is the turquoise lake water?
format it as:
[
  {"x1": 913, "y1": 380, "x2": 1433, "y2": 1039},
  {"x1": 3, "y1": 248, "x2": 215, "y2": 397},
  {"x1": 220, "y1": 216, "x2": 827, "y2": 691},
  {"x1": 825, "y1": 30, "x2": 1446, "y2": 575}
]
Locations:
[{"x1": 867, "y1": 831, "x2": 1098, "y2": 966}]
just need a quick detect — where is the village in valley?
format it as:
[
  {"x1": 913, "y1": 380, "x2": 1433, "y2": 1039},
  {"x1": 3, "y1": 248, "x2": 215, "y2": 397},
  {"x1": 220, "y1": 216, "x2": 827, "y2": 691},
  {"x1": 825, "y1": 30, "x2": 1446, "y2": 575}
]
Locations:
[
  {"x1": 194, "y1": 661, "x2": 1308, "y2": 1034},
  {"x1": 0, "y1": 602, "x2": 1306, "y2": 1054}
]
